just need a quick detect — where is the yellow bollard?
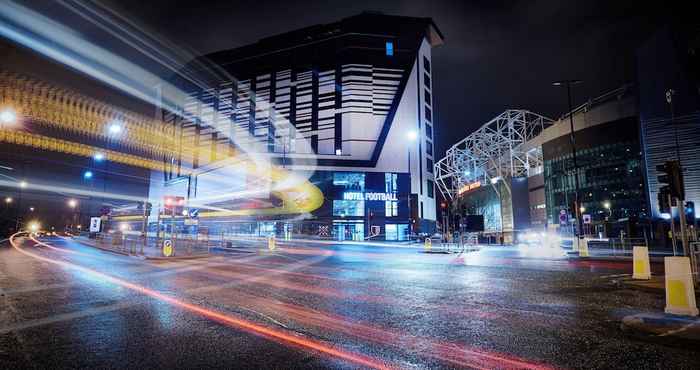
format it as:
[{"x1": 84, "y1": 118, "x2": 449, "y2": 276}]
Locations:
[
  {"x1": 268, "y1": 235, "x2": 276, "y2": 252},
  {"x1": 664, "y1": 257, "x2": 699, "y2": 316},
  {"x1": 578, "y1": 238, "x2": 589, "y2": 257},
  {"x1": 424, "y1": 237, "x2": 432, "y2": 251},
  {"x1": 632, "y1": 246, "x2": 651, "y2": 280}
]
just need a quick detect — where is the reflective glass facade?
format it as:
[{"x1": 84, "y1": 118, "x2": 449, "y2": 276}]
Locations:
[{"x1": 542, "y1": 117, "x2": 647, "y2": 224}]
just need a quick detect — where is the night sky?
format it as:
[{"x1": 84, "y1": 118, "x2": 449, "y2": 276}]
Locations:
[{"x1": 30, "y1": 1, "x2": 679, "y2": 158}]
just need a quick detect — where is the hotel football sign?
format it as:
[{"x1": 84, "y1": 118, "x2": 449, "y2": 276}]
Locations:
[{"x1": 343, "y1": 192, "x2": 398, "y2": 201}]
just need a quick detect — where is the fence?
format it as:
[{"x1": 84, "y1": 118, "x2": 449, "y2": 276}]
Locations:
[{"x1": 96, "y1": 232, "x2": 210, "y2": 258}]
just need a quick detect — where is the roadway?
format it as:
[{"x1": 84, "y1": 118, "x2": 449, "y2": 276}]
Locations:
[{"x1": 0, "y1": 235, "x2": 698, "y2": 369}]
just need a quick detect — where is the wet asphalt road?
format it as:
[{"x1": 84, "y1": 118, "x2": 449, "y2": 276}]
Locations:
[{"x1": 1, "y1": 235, "x2": 699, "y2": 369}]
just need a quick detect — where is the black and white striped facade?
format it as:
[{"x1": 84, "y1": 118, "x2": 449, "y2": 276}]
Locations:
[{"x1": 157, "y1": 13, "x2": 444, "y2": 231}]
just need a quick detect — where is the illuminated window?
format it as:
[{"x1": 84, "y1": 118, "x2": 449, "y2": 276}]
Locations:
[
  {"x1": 333, "y1": 172, "x2": 365, "y2": 191},
  {"x1": 333, "y1": 200, "x2": 364, "y2": 217},
  {"x1": 423, "y1": 56, "x2": 431, "y2": 73},
  {"x1": 384, "y1": 173, "x2": 397, "y2": 193},
  {"x1": 385, "y1": 41, "x2": 394, "y2": 56},
  {"x1": 385, "y1": 200, "x2": 398, "y2": 217}
]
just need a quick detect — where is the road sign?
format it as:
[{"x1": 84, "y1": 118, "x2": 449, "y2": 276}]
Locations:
[
  {"x1": 582, "y1": 214, "x2": 591, "y2": 224},
  {"x1": 163, "y1": 239, "x2": 173, "y2": 257},
  {"x1": 189, "y1": 208, "x2": 199, "y2": 218},
  {"x1": 89, "y1": 217, "x2": 101, "y2": 232},
  {"x1": 559, "y1": 209, "x2": 568, "y2": 226}
]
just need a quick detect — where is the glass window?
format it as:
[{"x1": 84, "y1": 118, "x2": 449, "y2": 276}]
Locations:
[
  {"x1": 426, "y1": 158, "x2": 433, "y2": 173},
  {"x1": 426, "y1": 124, "x2": 433, "y2": 138},
  {"x1": 333, "y1": 200, "x2": 364, "y2": 216},
  {"x1": 426, "y1": 140, "x2": 433, "y2": 156},
  {"x1": 385, "y1": 41, "x2": 394, "y2": 56},
  {"x1": 423, "y1": 56, "x2": 431, "y2": 73},
  {"x1": 384, "y1": 173, "x2": 397, "y2": 193},
  {"x1": 333, "y1": 172, "x2": 365, "y2": 191},
  {"x1": 425, "y1": 106, "x2": 431, "y2": 122},
  {"x1": 398, "y1": 224, "x2": 409, "y2": 241},
  {"x1": 385, "y1": 200, "x2": 398, "y2": 217},
  {"x1": 424, "y1": 73, "x2": 431, "y2": 89},
  {"x1": 424, "y1": 90, "x2": 431, "y2": 105},
  {"x1": 427, "y1": 180, "x2": 434, "y2": 198},
  {"x1": 385, "y1": 224, "x2": 398, "y2": 240}
]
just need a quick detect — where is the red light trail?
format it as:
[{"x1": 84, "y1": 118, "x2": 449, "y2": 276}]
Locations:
[{"x1": 10, "y1": 233, "x2": 393, "y2": 370}]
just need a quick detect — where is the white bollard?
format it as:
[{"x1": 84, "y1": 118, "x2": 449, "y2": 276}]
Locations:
[
  {"x1": 632, "y1": 246, "x2": 651, "y2": 280},
  {"x1": 664, "y1": 257, "x2": 699, "y2": 316}
]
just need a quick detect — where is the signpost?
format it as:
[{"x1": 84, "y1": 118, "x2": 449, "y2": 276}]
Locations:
[
  {"x1": 89, "y1": 217, "x2": 101, "y2": 233},
  {"x1": 162, "y1": 239, "x2": 173, "y2": 257}
]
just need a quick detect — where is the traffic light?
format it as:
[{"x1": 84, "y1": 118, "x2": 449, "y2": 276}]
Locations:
[
  {"x1": 686, "y1": 201, "x2": 695, "y2": 224},
  {"x1": 656, "y1": 160, "x2": 684, "y2": 200}
]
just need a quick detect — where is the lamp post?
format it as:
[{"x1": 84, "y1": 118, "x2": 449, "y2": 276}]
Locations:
[
  {"x1": 553, "y1": 80, "x2": 583, "y2": 239},
  {"x1": 406, "y1": 130, "x2": 418, "y2": 239}
]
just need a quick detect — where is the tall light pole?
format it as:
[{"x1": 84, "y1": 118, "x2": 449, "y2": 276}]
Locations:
[
  {"x1": 553, "y1": 80, "x2": 583, "y2": 239},
  {"x1": 406, "y1": 130, "x2": 418, "y2": 239}
]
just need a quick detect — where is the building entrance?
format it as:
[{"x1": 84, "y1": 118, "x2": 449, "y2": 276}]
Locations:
[{"x1": 334, "y1": 222, "x2": 364, "y2": 241}]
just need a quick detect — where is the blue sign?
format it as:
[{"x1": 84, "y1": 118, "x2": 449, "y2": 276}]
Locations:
[{"x1": 189, "y1": 208, "x2": 199, "y2": 218}]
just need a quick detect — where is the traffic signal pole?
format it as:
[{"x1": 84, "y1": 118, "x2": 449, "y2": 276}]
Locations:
[{"x1": 669, "y1": 193, "x2": 678, "y2": 256}]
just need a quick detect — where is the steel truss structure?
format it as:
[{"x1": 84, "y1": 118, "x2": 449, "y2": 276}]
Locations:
[{"x1": 435, "y1": 110, "x2": 553, "y2": 200}]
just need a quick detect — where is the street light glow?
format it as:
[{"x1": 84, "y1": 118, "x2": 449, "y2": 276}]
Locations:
[
  {"x1": 29, "y1": 206, "x2": 35, "y2": 212},
  {"x1": 19, "y1": 180, "x2": 28, "y2": 188},
  {"x1": 108, "y1": 122, "x2": 123, "y2": 135},
  {"x1": 83, "y1": 170, "x2": 93, "y2": 179},
  {"x1": 603, "y1": 201, "x2": 611, "y2": 209},
  {"x1": 0, "y1": 108, "x2": 17, "y2": 124},
  {"x1": 68, "y1": 199, "x2": 78, "y2": 208},
  {"x1": 5, "y1": 197, "x2": 12, "y2": 204},
  {"x1": 580, "y1": 206, "x2": 586, "y2": 213},
  {"x1": 93, "y1": 152, "x2": 105, "y2": 161},
  {"x1": 28, "y1": 221, "x2": 40, "y2": 232},
  {"x1": 406, "y1": 130, "x2": 418, "y2": 141}
]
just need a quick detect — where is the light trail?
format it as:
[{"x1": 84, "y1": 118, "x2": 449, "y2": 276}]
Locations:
[{"x1": 9, "y1": 233, "x2": 392, "y2": 370}]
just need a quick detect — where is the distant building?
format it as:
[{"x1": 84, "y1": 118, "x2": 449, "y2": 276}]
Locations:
[
  {"x1": 150, "y1": 13, "x2": 444, "y2": 240},
  {"x1": 637, "y1": 24, "x2": 700, "y2": 219}
]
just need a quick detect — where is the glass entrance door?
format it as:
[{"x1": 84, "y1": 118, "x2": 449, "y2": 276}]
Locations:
[{"x1": 334, "y1": 222, "x2": 364, "y2": 241}]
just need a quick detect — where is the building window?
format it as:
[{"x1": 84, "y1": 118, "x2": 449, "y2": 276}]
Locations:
[
  {"x1": 423, "y1": 56, "x2": 431, "y2": 73},
  {"x1": 427, "y1": 179, "x2": 434, "y2": 198},
  {"x1": 333, "y1": 172, "x2": 365, "y2": 191},
  {"x1": 385, "y1": 173, "x2": 398, "y2": 193},
  {"x1": 426, "y1": 158, "x2": 433, "y2": 173},
  {"x1": 385, "y1": 41, "x2": 394, "y2": 56},
  {"x1": 426, "y1": 140, "x2": 433, "y2": 156},
  {"x1": 420, "y1": 201, "x2": 424, "y2": 219},
  {"x1": 424, "y1": 90, "x2": 431, "y2": 105},
  {"x1": 426, "y1": 124, "x2": 433, "y2": 138},
  {"x1": 424, "y1": 73, "x2": 431, "y2": 89},
  {"x1": 385, "y1": 200, "x2": 398, "y2": 217},
  {"x1": 425, "y1": 106, "x2": 431, "y2": 122},
  {"x1": 333, "y1": 200, "x2": 364, "y2": 217}
]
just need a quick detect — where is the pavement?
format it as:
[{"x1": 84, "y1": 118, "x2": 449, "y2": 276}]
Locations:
[{"x1": 2, "y1": 236, "x2": 700, "y2": 369}]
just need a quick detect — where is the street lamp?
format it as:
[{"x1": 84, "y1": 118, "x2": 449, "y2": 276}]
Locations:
[
  {"x1": 553, "y1": 79, "x2": 583, "y2": 238},
  {"x1": 4, "y1": 197, "x2": 12, "y2": 204},
  {"x1": 406, "y1": 130, "x2": 418, "y2": 238},
  {"x1": 28, "y1": 221, "x2": 40, "y2": 233},
  {"x1": 603, "y1": 201, "x2": 612, "y2": 218},
  {"x1": 108, "y1": 122, "x2": 123, "y2": 135},
  {"x1": 0, "y1": 108, "x2": 17, "y2": 126}
]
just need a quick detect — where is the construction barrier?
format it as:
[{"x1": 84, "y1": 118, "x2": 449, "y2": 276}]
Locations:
[
  {"x1": 267, "y1": 235, "x2": 276, "y2": 251},
  {"x1": 632, "y1": 246, "x2": 651, "y2": 280},
  {"x1": 664, "y1": 257, "x2": 699, "y2": 316},
  {"x1": 578, "y1": 238, "x2": 589, "y2": 257}
]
